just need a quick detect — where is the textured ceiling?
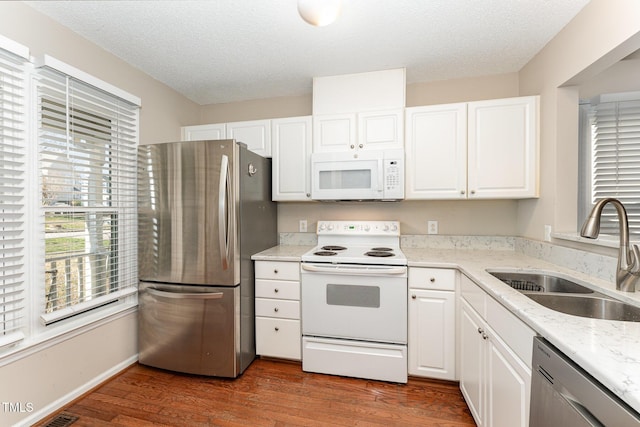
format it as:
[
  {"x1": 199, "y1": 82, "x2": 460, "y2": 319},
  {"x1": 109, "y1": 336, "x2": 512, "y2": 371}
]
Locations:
[{"x1": 25, "y1": 0, "x2": 591, "y2": 105}]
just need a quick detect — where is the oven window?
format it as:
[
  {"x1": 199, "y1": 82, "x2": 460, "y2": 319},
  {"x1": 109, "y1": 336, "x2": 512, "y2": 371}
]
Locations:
[
  {"x1": 319, "y1": 169, "x2": 371, "y2": 189},
  {"x1": 326, "y1": 284, "x2": 380, "y2": 308}
]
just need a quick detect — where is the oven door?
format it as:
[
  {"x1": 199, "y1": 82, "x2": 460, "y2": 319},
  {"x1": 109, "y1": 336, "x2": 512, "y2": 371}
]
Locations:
[{"x1": 301, "y1": 263, "x2": 407, "y2": 343}]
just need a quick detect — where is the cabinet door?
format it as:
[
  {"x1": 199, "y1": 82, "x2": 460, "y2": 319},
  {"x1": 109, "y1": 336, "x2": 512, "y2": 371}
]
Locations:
[
  {"x1": 181, "y1": 123, "x2": 226, "y2": 141},
  {"x1": 459, "y1": 300, "x2": 485, "y2": 427},
  {"x1": 405, "y1": 104, "x2": 467, "y2": 199},
  {"x1": 226, "y1": 119, "x2": 272, "y2": 157},
  {"x1": 408, "y1": 289, "x2": 456, "y2": 380},
  {"x1": 271, "y1": 116, "x2": 312, "y2": 201},
  {"x1": 467, "y1": 96, "x2": 538, "y2": 199},
  {"x1": 486, "y1": 328, "x2": 531, "y2": 427},
  {"x1": 358, "y1": 109, "x2": 404, "y2": 150},
  {"x1": 256, "y1": 317, "x2": 301, "y2": 360},
  {"x1": 313, "y1": 113, "x2": 356, "y2": 152}
]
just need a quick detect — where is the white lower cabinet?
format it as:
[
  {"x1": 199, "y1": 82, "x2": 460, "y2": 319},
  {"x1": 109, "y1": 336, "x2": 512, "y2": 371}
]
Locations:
[
  {"x1": 459, "y1": 275, "x2": 534, "y2": 427},
  {"x1": 408, "y1": 267, "x2": 456, "y2": 380},
  {"x1": 255, "y1": 261, "x2": 301, "y2": 360}
]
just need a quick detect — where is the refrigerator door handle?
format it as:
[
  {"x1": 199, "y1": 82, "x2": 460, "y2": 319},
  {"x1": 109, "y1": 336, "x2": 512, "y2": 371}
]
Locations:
[
  {"x1": 147, "y1": 287, "x2": 224, "y2": 300},
  {"x1": 218, "y1": 154, "x2": 231, "y2": 269}
]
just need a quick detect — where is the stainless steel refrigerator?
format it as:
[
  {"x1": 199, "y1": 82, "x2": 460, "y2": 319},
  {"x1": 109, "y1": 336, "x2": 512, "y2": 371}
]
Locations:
[{"x1": 137, "y1": 140, "x2": 277, "y2": 377}]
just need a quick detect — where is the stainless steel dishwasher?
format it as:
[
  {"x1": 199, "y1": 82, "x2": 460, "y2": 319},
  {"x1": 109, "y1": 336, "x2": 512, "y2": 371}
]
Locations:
[{"x1": 530, "y1": 337, "x2": 640, "y2": 426}]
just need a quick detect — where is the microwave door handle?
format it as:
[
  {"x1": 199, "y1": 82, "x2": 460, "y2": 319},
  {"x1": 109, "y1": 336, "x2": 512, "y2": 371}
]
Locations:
[{"x1": 378, "y1": 158, "x2": 384, "y2": 193}]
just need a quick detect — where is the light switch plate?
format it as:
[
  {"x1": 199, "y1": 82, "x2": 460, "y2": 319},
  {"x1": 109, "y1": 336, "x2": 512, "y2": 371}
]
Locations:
[{"x1": 299, "y1": 220, "x2": 308, "y2": 233}]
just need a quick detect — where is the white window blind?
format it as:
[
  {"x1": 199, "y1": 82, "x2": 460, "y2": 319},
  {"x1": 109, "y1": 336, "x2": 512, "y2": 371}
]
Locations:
[
  {"x1": 586, "y1": 96, "x2": 640, "y2": 237},
  {"x1": 0, "y1": 42, "x2": 28, "y2": 348},
  {"x1": 36, "y1": 65, "x2": 139, "y2": 324}
]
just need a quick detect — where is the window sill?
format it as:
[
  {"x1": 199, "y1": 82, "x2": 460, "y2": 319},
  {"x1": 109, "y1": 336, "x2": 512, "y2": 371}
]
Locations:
[
  {"x1": 552, "y1": 232, "x2": 629, "y2": 249},
  {"x1": 0, "y1": 300, "x2": 137, "y2": 367}
]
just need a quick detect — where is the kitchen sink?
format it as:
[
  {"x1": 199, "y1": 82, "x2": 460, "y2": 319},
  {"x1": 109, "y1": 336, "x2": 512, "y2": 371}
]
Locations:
[
  {"x1": 526, "y1": 294, "x2": 640, "y2": 322},
  {"x1": 488, "y1": 271, "x2": 594, "y2": 294},
  {"x1": 487, "y1": 270, "x2": 640, "y2": 322}
]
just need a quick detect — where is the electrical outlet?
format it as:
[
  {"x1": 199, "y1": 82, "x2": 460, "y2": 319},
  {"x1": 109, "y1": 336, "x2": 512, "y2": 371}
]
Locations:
[
  {"x1": 427, "y1": 220, "x2": 438, "y2": 235},
  {"x1": 299, "y1": 219, "x2": 307, "y2": 233},
  {"x1": 544, "y1": 225, "x2": 552, "y2": 242}
]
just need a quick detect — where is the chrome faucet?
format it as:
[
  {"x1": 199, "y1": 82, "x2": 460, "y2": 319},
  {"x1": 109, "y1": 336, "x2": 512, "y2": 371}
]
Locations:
[{"x1": 580, "y1": 198, "x2": 640, "y2": 292}]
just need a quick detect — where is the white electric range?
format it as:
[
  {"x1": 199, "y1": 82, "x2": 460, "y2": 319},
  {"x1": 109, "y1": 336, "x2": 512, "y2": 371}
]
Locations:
[{"x1": 300, "y1": 221, "x2": 408, "y2": 383}]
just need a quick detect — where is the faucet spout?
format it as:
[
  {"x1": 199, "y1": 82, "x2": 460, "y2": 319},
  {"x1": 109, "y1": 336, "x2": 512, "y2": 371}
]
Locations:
[{"x1": 580, "y1": 198, "x2": 640, "y2": 292}]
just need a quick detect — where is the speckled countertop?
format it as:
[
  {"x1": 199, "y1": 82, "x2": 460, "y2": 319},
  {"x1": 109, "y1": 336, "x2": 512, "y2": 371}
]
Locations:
[{"x1": 251, "y1": 243, "x2": 640, "y2": 414}]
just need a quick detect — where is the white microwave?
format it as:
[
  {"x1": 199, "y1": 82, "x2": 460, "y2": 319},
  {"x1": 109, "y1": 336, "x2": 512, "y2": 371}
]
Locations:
[{"x1": 311, "y1": 149, "x2": 404, "y2": 201}]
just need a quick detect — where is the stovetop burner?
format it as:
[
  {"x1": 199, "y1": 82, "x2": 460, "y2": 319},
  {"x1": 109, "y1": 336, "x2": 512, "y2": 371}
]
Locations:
[
  {"x1": 314, "y1": 250, "x2": 338, "y2": 256},
  {"x1": 321, "y1": 245, "x2": 347, "y2": 251},
  {"x1": 364, "y1": 250, "x2": 395, "y2": 257},
  {"x1": 371, "y1": 247, "x2": 393, "y2": 252}
]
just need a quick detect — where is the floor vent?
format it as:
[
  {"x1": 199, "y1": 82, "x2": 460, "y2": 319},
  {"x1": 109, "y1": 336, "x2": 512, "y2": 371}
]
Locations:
[{"x1": 43, "y1": 413, "x2": 79, "y2": 427}]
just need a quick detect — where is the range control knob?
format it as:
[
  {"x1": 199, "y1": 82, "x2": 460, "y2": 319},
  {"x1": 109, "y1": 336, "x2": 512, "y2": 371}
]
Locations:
[{"x1": 390, "y1": 223, "x2": 398, "y2": 232}]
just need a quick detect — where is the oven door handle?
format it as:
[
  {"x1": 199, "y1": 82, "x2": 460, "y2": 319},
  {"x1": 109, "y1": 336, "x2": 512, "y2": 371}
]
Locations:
[{"x1": 301, "y1": 264, "x2": 407, "y2": 276}]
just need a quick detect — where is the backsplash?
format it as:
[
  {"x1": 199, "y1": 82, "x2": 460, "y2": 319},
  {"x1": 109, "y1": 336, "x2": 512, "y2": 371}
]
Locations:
[{"x1": 278, "y1": 232, "x2": 617, "y2": 283}]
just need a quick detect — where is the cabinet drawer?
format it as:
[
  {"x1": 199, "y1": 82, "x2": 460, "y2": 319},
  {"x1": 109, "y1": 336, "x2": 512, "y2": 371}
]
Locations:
[
  {"x1": 255, "y1": 298, "x2": 300, "y2": 319},
  {"x1": 409, "y1": 267, "x2": 456, "y2": 290},
  {"x1": 486, "y1": 296, "x2": 535, "y2": 368},
  {"x1": 460, "y1": 274, "x2": 486, "y2": 316},
  {"x1": 255, "y1": 261, "x2": 300, "y2": 281},
  {"x1": 256, "y1": 317, "x2": 301, "y2": 360},
  {"x1": 255, "y1": 279, "x2": 300, "y2": 300}
]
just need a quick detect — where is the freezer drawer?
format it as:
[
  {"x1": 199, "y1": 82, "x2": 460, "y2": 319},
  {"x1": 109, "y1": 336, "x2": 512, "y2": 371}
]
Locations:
[{"x1": 138, "y1": 282, "x2": 241, "y2": 377}]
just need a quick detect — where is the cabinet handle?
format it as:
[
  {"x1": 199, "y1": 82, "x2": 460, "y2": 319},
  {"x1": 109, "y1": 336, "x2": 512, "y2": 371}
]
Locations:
[
  {"x1": 274, "y1": 327, "x2": 279, "y2": 332},
  {"x1": 274, "y1": 307, "x2": 279, "y2": 312},
  {"x1": 461, "y1": 190, "x2": 466, "y2": 195},
  {"x1": 411, "y1": 294, "x2": 417, "y2": 299},
  {"x1": 358, "y1": 144, "x2": 363, "y2": 149},
  {"x1": 274, "y1": 269, "x2": 278, "y2": 274},
  {"x1": 430, "y1": 277, "x2": 436, "y2": 283},
  {"x1": 477, "y1": 327, "x2": 484, "y2": 334},
  {"x1": 482, "y1": 332, "x2": 489, "y2": 340},
  {"x1": 471, "y1": 190, "x2": 476, "y2": 195},
  {"x1": 274, "y1": 288, "x2": 279, "y2": 293},
  {"x1": 350, "y1": 144, "x2": 355, "y2": 149}
]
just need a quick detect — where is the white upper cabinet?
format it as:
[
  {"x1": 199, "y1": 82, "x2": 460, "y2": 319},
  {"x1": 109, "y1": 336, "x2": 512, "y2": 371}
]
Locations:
[
  {"x1": 181, "y1": 123, "x2": 226, "y2": 141},
  {"x1": 405, "y1": 95, "x2": 539, "y2": 200},
  {"x1": 181, "y1": 119, "x2": 271, "y2": 157},
  {"x1": 271, "y1": 116, "x2": 312, "y2": 201},
  {"x1": 312, "y1": 69, "x2": 406, "y2": 153},
  {"x1": 467, "y1": 96, "x2": 538, "y2": 199},
  {"x1": 226, "y1": 119, "x2": 272, "y2": 158},
  {"x1": 405, "y1": 103, "x2": 467, "y2": 199},
  {"x1": 313, "y1": 109, "x2": 403, "y2": 152}
]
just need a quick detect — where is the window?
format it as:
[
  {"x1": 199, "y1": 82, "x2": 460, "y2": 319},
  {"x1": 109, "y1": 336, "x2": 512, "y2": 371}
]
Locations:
[
  {"x1": 36, "y1": 63, "x2": 139, "y2": 324},
  {"x1": 579, "y1": 92, "x2": 640, "y2": 238},
  {"x1": 0, "y1": 38, "x2": 28, "y2": 350}
]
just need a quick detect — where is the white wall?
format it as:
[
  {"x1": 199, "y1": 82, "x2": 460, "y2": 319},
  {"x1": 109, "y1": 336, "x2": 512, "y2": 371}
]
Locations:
[{"x1": 518, "y1": 0, "x2": 640, "y2": 250}]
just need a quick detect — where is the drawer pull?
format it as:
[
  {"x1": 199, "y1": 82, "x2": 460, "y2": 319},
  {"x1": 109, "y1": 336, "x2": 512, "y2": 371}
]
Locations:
[
  {"x1": 274, "y1": 307, "x2": 279, "y2": 312},
  {"x1": 482, "y1": 332, "x2": 488, "y2": 340},
  {"x1": 430, "y1": 277, "x2": 436, "y2": 283},
  {"x1": 274, "y1": 269, "x2": 278, "y2": 274},
  {"x1": 477, "y1": 327, "x2": 484, "y2": 334},
  {"x1": 274, "y1": 288, "x2": 279, "y2": 293},
  {"x1": 274, "y1": 327, "x2": 279, "y2": 332},
  {"x1": 411, "y1": 294, "x2": 417, "y2": 299}
]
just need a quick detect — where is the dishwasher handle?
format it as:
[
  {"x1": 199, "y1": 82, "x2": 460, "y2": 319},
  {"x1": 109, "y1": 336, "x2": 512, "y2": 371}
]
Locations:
[{"x1": 147, "y1": 287, "x2": 224, "y2": 300}]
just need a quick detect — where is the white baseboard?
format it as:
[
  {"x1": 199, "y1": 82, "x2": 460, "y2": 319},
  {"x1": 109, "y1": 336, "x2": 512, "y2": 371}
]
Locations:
[{"x1": 15, "y1": 355, "x2": 139, "y2": 427}]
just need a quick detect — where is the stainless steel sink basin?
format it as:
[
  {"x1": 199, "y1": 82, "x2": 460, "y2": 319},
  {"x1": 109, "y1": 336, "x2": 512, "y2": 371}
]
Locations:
[
  {"x1": 526, "y1": 294, "x2": 640, "y2": 322},
  {"x1": 487, "y1": 270, "x2": 640, "y2": 322},
  {"x1": 488, "y1": 271, "x2": 594, "y2": 294}
]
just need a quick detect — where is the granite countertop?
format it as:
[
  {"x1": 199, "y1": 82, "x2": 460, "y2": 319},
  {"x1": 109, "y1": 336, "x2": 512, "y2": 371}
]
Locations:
[
  {"x1": 252, "y1": 244, "x2": 640, "y2": 413},
  {"x1": 406, "y1": 247, "x2": 640, "y2": 415}
]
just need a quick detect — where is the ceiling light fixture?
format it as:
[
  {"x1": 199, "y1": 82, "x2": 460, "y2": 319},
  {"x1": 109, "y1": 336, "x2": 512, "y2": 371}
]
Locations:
[{"x1": 297, "y1": 0, "x2": 342, "y2": 27}]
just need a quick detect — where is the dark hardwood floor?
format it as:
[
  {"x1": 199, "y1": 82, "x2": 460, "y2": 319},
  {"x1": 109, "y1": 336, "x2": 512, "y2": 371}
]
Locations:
[{"x1": 35, "y1": 358, "x2": 476, "y2": 426}]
